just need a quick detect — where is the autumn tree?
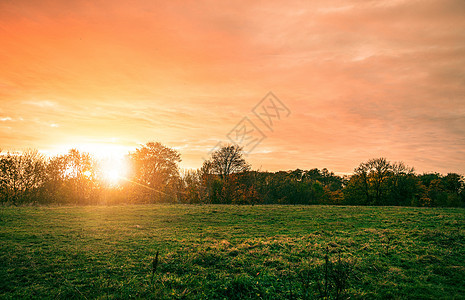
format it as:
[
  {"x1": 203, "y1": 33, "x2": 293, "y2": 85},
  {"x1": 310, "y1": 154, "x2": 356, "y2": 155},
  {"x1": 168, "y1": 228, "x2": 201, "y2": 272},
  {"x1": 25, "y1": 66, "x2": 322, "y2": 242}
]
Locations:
[
  {"x1": 128, "y1": 142, "x2": 181, "y2": 203},
  {"x1": 366, "y1": 158, "x2": 391, "y2": 204},
  {"x1": 179, "y1": 169, "x2": 203, "y2": 203},
  {"x1": 418, "y1": 172, "x2": 464, "y2": 207},
  {"x1": 346, "y1": 159, "x2": 384, "y2": 205},
  {"x1": 206, "y1": 145, "x2": 250, "y2": 180},
  {"x1": 197, "y1": 145, "x2": 250, "y2": 203},
  {"x1": 345, "y1": 158, "x2": 421, "y2": 206},
  {"x1": 44, "y1": 149, "x2": 99, "y2": 204},
  {"x1": 387, "y1": 162, "x2": 418, "y2": 206}
]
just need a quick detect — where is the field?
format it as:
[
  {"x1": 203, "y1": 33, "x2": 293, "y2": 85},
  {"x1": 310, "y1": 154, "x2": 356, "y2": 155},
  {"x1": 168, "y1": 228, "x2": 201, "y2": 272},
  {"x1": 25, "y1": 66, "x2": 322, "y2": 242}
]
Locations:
[{"x1": 1, "y1": 205, "x2": 464, "y2": 299}]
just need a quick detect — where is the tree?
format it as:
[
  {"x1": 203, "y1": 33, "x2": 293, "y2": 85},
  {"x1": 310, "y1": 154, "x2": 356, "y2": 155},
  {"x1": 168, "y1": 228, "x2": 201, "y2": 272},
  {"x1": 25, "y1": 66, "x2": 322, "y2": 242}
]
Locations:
[
  {"x1": 443, "y1": 173, "x2": 463, "y2": 195},
  {"x1": 345, "y1": 158, "x2": 424, "y2": 206},
  {"x1": 180, "y1": 169, "x2": 204, "y2": 204},
  {"x1": 347, "y1": 158, "x2": 393, "y2": 205},
  {"x1": 387, "y1": 162, "x2": 418, "y2": 206},
  {"x1": 0, "y1": 149, "x2": 46, "y2": 205},
  {"x1": 442, "y1": 173, "x2": 464, "y2": 207},
  {"x1": 128, "y1": 142, "x2": 181, "y2": 203},
  {"x1": 198, "y1": 145, "x2": 251, "y2": 203},
  {"x1": 206, "y1": 145, "x2": 250, "y2": 180},
  {"x1": 350, "y1": 162, "x2": 371, "y2": 205},
  {"x1": 44, "y1": 149, "x2": 99, "y2": 204},
  {"x1": 366, "y1": 158, "x2": 391, "y2": 205}
]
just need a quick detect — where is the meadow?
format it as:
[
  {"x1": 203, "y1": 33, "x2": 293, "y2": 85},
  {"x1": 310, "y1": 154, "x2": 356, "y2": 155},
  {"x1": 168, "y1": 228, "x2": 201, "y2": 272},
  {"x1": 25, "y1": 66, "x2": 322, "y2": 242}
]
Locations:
[{"x1": 1, "y1": 205, "x2": 464, "y2": 299}]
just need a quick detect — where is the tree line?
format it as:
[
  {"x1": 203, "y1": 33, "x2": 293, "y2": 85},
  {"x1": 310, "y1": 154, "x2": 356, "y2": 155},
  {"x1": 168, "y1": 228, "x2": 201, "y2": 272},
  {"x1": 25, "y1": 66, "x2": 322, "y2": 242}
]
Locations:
[{"x1": 1, "y1": 142, "x2": 464, "y2": 207}]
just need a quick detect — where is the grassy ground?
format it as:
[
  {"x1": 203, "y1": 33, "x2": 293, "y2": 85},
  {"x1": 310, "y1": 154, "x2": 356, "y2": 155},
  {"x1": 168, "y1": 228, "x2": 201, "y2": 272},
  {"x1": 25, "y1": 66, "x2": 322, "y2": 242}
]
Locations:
[{"x1": 1, "y1": 205, "x2": 464, "y2": 299}]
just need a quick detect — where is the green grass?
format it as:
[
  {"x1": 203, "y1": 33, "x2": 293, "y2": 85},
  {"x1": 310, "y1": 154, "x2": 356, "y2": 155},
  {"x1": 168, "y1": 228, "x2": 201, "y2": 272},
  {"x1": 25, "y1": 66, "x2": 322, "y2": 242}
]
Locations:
[{"x1": 1, "y1": 205, "x2": 464, "y2": 299}]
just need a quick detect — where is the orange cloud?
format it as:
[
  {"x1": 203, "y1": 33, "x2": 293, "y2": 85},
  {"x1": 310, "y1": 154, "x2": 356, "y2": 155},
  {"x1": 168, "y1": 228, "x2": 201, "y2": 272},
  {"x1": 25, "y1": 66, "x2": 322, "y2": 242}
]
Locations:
[{"x1": 1, "y1": 0, "x2": 464, "y2": 174}]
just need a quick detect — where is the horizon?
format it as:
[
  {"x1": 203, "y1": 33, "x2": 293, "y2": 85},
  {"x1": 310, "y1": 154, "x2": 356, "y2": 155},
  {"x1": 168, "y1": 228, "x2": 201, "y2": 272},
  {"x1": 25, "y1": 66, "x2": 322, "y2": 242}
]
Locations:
[
  {"x1": 0, "y1": 143, "x2": 459, "y2": 178},
  {"x1": 1, "y1": 0, "x2": 464, "y2": 175}
]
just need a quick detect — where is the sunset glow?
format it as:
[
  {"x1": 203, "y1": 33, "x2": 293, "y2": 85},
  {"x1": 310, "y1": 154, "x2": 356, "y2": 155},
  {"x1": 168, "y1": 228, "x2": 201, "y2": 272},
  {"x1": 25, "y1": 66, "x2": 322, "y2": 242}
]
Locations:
[
  {"x1": 100, "y1": 157, "x2": 128, "y2": 186},
  {"x1": 54, "y1": 143, "x2": 131, "y2": 160},
  {"x1": 1, "y1": 0, "x2": 464, "y2": 174}
]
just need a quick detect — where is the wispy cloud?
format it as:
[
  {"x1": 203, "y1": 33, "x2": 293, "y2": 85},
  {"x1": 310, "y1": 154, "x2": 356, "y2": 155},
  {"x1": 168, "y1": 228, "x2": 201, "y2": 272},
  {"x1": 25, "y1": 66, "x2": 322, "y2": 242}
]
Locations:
[{"x1": 25, "y1": 100, "x2": 58, "y2": 108}]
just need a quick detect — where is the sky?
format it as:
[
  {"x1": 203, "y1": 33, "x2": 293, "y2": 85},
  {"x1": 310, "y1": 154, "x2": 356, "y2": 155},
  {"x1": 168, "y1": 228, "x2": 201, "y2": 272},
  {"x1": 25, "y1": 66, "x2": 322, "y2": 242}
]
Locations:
[{"x1": 1, "y1": 0, "x2": 464, "y2": 174}]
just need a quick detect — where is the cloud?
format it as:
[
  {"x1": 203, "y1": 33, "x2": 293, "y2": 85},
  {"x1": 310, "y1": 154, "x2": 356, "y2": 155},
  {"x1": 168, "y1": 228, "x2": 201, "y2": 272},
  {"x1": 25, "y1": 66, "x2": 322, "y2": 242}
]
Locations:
[
  {"x1": 25, "y1": 100, "x2": 57, "y2": 108},
  {"x1": 0, "y1": 0, "x2": 464, "y2": 174}
]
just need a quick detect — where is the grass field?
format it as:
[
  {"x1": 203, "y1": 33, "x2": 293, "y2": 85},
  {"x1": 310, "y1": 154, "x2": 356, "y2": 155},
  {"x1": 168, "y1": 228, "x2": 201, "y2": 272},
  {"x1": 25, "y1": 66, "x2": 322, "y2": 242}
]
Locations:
[{"x1": 1, "y1": 205, "x2": 464, "y2": 299}]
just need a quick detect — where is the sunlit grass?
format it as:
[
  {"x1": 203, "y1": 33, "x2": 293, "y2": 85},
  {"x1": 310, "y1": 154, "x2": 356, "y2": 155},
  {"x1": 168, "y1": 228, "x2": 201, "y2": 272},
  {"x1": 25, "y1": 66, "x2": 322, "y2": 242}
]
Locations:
[{"x1": 1, "y1": 205, "x2": 464, "y2": 299}]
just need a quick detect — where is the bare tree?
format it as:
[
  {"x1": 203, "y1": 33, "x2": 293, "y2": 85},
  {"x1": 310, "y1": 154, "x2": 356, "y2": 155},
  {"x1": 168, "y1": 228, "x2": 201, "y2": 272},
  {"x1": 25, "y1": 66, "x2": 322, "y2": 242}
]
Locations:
[{"x1": 205, "y1": 145, "x2": 250, "y2": 180}]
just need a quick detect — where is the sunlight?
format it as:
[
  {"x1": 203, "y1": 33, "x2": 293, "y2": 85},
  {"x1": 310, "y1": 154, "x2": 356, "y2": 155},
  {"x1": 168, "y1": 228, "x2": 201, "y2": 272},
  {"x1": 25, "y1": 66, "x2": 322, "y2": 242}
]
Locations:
[
  {"x1": 54, "y1": 142, "x2": 132, "y2": 186},
  {"x1": 63, "y1": 166, "x2": 76, "y2": 178},
  {"x1": 63, "y1": 166, "x2": 92, "y2": 179},
  {"x1": 100, "y1": 157, "x2": 128, "y2": 186},
  {"x1": 56, "y1": 142, "x2": 132, "y2": 159}
]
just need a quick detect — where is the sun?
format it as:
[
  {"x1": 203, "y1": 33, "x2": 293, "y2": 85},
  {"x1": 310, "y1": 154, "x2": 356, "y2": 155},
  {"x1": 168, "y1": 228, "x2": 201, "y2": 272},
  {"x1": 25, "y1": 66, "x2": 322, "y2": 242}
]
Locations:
[
  {"x1": 99, "y1": 157, "x2": 128, "y2": 186},
  {"x1": 56, "y1": 142, "x2": 132, "y2": 186}
]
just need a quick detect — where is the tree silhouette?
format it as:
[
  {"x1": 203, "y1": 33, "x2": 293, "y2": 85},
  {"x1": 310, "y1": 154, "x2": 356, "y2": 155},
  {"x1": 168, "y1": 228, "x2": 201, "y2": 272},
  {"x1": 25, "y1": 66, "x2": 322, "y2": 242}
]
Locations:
[
  {"x1": 205, "y1": 145, "x2": 250, "y2": 180},
  {"x1": 0, "y1": 145, "x2": 463, "y2": 207},
  {"x1": 0, "y1": 149, "x2": 46, "y2": 205}
]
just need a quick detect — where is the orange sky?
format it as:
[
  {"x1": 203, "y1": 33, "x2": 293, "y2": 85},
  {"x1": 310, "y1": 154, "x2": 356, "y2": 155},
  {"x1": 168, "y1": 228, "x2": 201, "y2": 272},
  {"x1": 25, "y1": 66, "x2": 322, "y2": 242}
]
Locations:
[{"x1": 1, "y1": 0, "x2": 465, "y2": 174}]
